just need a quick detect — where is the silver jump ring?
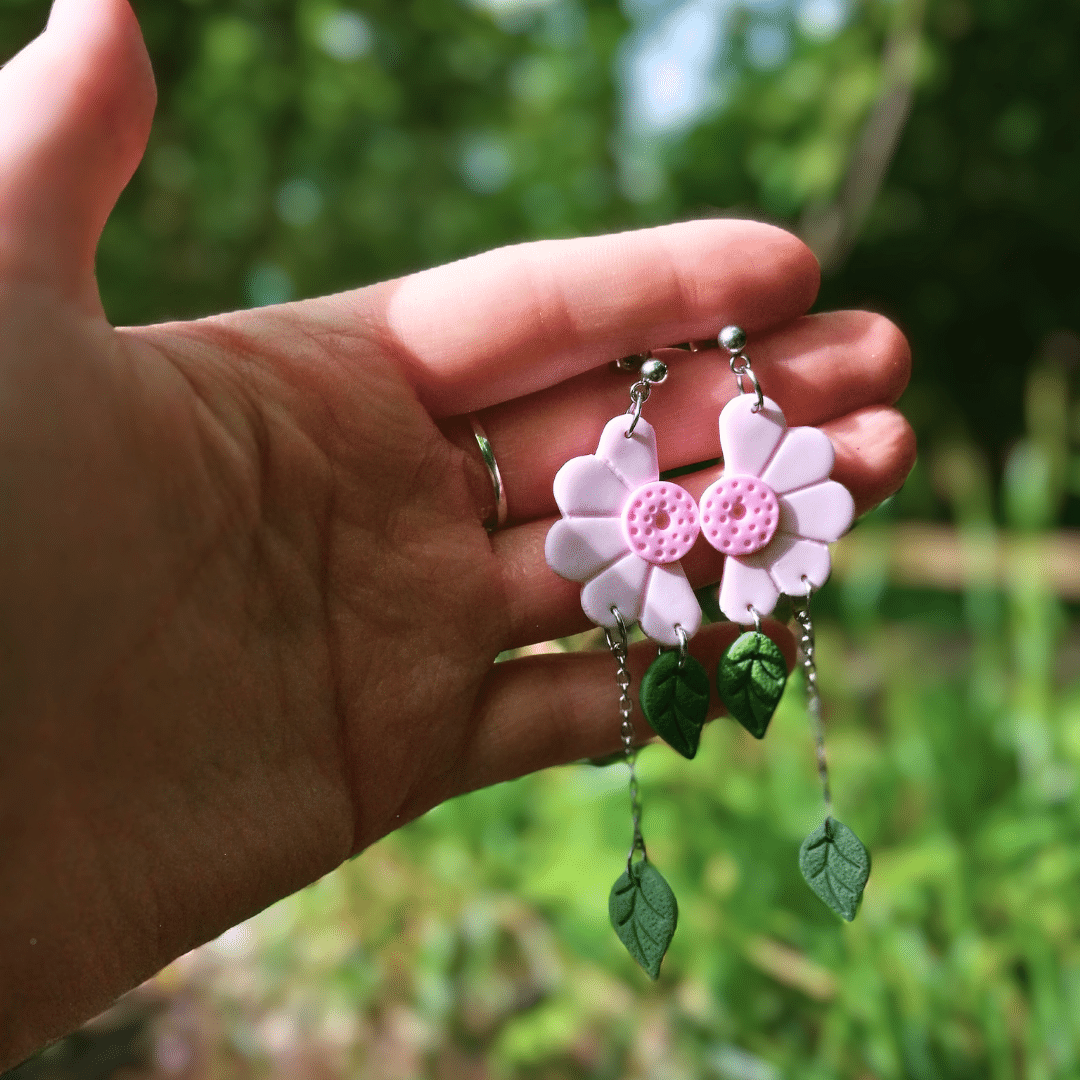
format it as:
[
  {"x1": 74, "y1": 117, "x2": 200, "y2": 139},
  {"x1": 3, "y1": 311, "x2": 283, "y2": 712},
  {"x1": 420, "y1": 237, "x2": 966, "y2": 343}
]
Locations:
[
  {"x1": 624, "y1": 381, "x2": 651, "y2": 438},
  {"x1": 608, "y1": 605, "x2": 629, "y2": 646},
  {"x1": 748, "y1": 606, "x2": 763, "y2": 634},
  {"x1": 469, "y1": 415, "x2": 508, "y2": 532},
  {"x1": 735, "y1": 365, "x2": 765, "y2": 412},
  {"x1": 728, "y1": 345, "x2": 765, "y2": 412},
  {"x1": 675, "y1": 625, "x2": 689, "y2": 669}
]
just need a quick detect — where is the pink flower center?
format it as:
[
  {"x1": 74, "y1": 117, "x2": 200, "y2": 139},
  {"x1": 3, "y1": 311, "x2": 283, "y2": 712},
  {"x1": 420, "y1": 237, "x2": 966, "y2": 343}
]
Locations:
[
  {"x1": 621, "y1": 482, "x2": 700, "y2": 565},
  {"x1": 700, "y1": 474, "x2": 780, "y2": 556}
]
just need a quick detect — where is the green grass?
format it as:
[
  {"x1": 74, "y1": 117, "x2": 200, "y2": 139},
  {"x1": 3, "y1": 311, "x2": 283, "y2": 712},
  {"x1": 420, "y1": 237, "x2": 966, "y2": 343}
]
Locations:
[{"x1": 133, "y1": 565, "x2": 1080, "y2": 1078}]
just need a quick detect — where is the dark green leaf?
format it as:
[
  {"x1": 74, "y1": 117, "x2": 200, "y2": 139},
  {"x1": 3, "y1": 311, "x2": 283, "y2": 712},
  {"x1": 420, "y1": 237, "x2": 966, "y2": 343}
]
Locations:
[
  {"x1": 716, "y1": 631, "x2": 787, "y2": 739},
  {"x1": 798, "y1": 817, "x2": 871, "y2": 922},
  {"x1": 608, "y1": 860, "x2": 678, "y2": 979},
  {"x1": 639, "y1": 651, "x2": 710, "y2": 759}
]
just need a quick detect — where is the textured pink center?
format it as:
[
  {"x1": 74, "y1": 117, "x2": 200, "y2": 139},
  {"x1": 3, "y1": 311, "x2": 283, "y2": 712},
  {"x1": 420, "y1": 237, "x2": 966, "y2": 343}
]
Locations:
[
  {"x1": 621, "y1": 482, "x2": 700, "y2": 565},
  {"x1": 700, "y1": 474, "x2": 779, "y2": 555}
]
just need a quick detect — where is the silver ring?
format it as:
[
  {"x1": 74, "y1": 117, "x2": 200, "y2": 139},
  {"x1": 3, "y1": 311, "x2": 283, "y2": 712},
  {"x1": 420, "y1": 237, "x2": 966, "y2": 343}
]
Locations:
[{"x1": 469, "y1": 415, "x2": 508, "y2": 532}]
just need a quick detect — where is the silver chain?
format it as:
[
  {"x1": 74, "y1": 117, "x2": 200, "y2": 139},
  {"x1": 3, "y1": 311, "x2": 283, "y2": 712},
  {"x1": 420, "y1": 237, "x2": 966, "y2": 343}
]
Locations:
[
  {"x1": 792, "y1": 582, "x2": 832, "y2": 813},
  {"x1": 613, "y1": 359, "x2": 658, "y2": 865},
  {"x1": 605, "y1": 607, "x2": 646, "y2": 870}
]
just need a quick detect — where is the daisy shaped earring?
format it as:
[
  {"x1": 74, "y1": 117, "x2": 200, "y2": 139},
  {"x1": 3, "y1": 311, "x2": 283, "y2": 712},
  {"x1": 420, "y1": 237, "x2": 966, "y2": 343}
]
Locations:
[
  {"x1": 544, "y1": 359, "x2": 712, "y2": 763},
  {"x1": 545, "y1": 354, "x2": 708, "y2": 979},
  {"x1": 702, "y1": 326, "x2": 870, "y2": 923},
  {"x1": 697, "y1": 325, "x2": 854, "y2": 739},
  {"x1": 703, "y1": 391, "x2": 854, "y2": 627},
  {"x1": 544, "y1": 396, "x2": 702, "y2": 651}
]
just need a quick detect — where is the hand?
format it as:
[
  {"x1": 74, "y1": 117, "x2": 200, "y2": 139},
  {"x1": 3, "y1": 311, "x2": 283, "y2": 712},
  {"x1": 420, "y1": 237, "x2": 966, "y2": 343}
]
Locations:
[{"x1": 0, "y1": 0, "x2": 915, "y2": 1062}]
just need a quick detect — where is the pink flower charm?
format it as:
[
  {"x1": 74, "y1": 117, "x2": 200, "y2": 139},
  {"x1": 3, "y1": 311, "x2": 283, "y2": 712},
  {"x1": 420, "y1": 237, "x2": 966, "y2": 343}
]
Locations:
[
  {"x1": 702, "y1": 394, "x2": 855, "y2": 624},
  {"x1": 545, "y1": 415, "x2": 702, "y2": 647}
]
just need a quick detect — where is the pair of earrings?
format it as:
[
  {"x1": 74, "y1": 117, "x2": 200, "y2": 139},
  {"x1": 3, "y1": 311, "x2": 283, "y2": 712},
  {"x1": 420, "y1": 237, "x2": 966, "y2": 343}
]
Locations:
[{"x1": 545, "y1": 327, "x2": 871, "y2": 979}]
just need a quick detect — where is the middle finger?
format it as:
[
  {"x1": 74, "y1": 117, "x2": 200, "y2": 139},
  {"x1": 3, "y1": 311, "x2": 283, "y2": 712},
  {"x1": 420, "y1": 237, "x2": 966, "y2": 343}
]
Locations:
[{"x1": 473, "y1": 309, "x2": 910, "y2": 524}]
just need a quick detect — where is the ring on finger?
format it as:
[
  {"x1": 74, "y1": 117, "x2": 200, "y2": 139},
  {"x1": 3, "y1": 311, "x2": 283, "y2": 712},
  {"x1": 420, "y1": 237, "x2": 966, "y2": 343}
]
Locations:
[{"x1": 469, "y1": 414, "x2": 508, "y2": 532}]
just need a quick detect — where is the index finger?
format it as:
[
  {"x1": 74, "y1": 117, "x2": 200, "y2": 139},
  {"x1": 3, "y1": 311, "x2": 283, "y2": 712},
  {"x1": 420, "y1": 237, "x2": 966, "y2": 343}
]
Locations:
[
  {"x1": 382, "y1": 219, "x2": 819, "y2": 415},
  {"x1": 244, "y1": 219, "x2": 820, "y2": 417}
]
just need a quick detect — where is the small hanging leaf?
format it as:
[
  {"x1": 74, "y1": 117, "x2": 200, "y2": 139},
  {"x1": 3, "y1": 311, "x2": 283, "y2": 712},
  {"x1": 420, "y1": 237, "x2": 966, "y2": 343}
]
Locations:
[
  {"x1": 609, "y1": 860, "x2": 678, "y2": 979},
  {"x1": 716, "y1": 631, "x2": 787, "y2": 738},
  {"x1": 639, "y1": 651, "x2": 710, "y2": 759},
  {"x1": 798, "y1": 817, "x2": 871, "y2": 922}
]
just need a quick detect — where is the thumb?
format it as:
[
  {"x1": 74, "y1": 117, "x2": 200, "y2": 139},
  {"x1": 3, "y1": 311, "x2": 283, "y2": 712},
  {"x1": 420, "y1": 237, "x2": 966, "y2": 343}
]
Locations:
[{"x1": 0, "y1": 0, "x2": 156, "y2": 310}]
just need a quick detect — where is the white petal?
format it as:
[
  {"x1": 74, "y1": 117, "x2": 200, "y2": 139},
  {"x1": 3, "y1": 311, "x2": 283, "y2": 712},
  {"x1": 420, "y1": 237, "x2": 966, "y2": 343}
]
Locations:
[
  {"x1": 545, "y1": 517, "x2": 627, "y2": 583},
  {"x1": 760, "y1": 426, "x2": 835, "y2": 494},
  {"x1": 718, "y1": 556, "x2": 780, "y2": 624},
  {"x1": 741, "y1": 534, "x2": 831, "y2": 594},
  {"x1": 581, "y1": 552, "x2": 650, "y2": 628},
  {"x1": 719, "y1": 394, "x2": 786, "y2": 477},
  {"x1": 596, "y1": 414, "x2": 659, "y2": 489},
  {"x1": 553, "y1": 455, "x2": 629, "y2": 516},
  {"x1": 778, "y1": 481, "x2": 855, "y2": 542},
  {"x1": 639, "y1": 563, "x2": 702, "y2": 646}
]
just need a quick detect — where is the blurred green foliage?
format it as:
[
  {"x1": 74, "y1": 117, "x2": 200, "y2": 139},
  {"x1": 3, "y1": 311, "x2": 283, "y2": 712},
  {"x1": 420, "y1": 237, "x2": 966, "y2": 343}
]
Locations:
[
  {"x1": 0, "y1": 0, "x2": 1071, "y2": 496},
  {"x1": 1, "y1": 0, "x2": 635, "y2": 322},
  {"x1": 821, "y1": 0, "x2": 1080, "y2": 510},
  {"x1": 3, "y1": 0, "x2": 1080, "y2": 1075},
  {"x1": 2, "y1": 0, "x2": 1077, "y2": 502}
]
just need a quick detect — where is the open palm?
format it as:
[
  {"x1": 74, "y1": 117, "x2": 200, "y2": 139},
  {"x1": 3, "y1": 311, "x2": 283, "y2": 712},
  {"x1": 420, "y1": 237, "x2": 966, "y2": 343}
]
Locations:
[{"x1": 0, "y1": 0, "x2": 915, "y2": 1062}]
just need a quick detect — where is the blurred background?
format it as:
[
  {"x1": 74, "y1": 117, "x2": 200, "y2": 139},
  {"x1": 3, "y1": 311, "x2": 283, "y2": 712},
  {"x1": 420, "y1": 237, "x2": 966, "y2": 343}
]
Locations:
[{"x1": 4, "y1": 0, "x2": 1080, "y2": 1075}]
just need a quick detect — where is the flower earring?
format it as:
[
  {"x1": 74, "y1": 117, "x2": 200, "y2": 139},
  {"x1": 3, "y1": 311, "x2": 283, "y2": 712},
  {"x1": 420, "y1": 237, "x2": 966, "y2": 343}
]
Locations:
[
  {"x1": 545, "y1": 330, "x2": 871, "y2": 981},
  {"x1": 546, "y1": 355, "x2": 702, "y2": 978},
  {"x1": 703, "y1": 326, "x2": 870, "y2": 922}
]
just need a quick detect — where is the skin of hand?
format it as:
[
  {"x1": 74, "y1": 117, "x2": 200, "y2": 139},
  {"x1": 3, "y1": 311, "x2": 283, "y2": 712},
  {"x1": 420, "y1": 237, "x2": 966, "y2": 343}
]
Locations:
[{"x1": 0, "y1": 0, "x2": 916, "y2": 1063}]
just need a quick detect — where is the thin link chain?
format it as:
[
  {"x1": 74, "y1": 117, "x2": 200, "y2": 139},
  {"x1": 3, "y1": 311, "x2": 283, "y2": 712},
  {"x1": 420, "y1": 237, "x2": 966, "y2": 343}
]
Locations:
[
  {"x1": 792, "y1": 585, "x2": 833, "y2": 814},
  {"x1": 605, "y1": 609, "x2": 646, "y2": 870},
  {"x1": 615, "y1": 361, "x2": 659, "y2": 859}
]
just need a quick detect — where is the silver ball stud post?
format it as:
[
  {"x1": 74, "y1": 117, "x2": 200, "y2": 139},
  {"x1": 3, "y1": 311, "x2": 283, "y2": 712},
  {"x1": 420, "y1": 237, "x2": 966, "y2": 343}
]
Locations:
[
  {"x1": 719, "y1": 325, "x2": 747, "y2": 353},
  {"x1": 640, "y1": 358, "x2": 668, "y2": 384}
]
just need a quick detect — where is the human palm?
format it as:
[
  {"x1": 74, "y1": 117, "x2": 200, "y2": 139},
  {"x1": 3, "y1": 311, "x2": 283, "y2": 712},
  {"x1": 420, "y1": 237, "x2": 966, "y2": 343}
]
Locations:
[{"x1": 0, "y1": 0, "x2": 915, "y2": 1062}]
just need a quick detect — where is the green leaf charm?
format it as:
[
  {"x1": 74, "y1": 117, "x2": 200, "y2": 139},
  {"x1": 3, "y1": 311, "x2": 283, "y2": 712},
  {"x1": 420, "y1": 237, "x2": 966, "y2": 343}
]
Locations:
[
  {"x1": 798, "y1": 817, "x2": 871, "y2": 922},
  {"x1": 716, "y1": 631, "x2": 787, "y2": 739},
  {"x1": 609, "y1": 860, "x2": 678, "y2": 979},
  {"x1": 639, "y1": 651, "x2": 710, "y2": 759}
]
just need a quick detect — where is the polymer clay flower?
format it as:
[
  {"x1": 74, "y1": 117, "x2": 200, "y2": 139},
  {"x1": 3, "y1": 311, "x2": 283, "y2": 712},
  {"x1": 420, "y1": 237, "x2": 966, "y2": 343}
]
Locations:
[
  {"x1": 545, "y1": 415, "x2": 702, "y2": 647},
  {"x1": 702, "y1": 394, "x2": 855, "y2": 623}
]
